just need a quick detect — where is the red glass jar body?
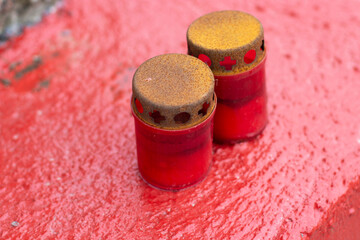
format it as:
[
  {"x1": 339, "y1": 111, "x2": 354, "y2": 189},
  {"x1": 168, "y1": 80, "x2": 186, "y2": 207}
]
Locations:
[
  {"x1": 213, "y1": 57, "x2": 267, "y2": 143},
  {"x1": 132, "y1": 106, "x2": 216, "y2": 191}
]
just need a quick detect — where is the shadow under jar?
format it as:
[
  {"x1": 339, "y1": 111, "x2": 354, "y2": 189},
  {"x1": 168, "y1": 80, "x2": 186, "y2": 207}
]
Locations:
[
  {"x1": 187, "y1": 10, "x2": 267, "y2": 143},
  {"x1": 131, "y1": 54, "x2": 216, "y2": 191}
]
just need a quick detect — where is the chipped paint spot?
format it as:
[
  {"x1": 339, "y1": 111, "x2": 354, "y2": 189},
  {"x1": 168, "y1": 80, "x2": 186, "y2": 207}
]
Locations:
[{"x1": 11, "y1": 221, "x2": 19, "y2": 227}]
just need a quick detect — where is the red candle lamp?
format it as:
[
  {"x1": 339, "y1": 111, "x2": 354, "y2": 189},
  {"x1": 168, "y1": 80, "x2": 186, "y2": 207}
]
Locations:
[
  {"x1": 187, "y1": 11, "x2": 267, "y2": 143},
  {"x1": 131, "y1": 54, "x2": 216, "y2": 190}
]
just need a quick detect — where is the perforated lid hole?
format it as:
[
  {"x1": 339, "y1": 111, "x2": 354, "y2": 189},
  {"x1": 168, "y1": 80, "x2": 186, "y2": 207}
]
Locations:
[
  {"x1": 174, "y1": 112, "x2": 191, "y2": 124},
  {"x1": 220, "y1": 56, "x2": 237, "y2": 70},
  {"x1": 198, "y1": 102, "x2": 210, "y2": 116},
  {"x1": 149, "y1": 110, "x2": 166, "y2": 124},
  {"x1": 135, "y1": 98, "x2": 143, "y2": 113},
  {"x1": 198, "y1": 54, "x2": 212, "y2": 67},
  {"x1": 244, "y1": 49, "x2": 256, "y2": 64}
]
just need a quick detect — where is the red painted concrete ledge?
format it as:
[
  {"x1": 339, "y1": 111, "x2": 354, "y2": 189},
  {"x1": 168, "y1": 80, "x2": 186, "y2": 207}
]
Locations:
[{"x1": 1, "y1": 0, "x2": 360, "y2": 239}]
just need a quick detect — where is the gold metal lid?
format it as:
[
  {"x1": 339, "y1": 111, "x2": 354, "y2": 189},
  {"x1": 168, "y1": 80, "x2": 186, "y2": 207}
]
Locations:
[
  {"x1": 132, "y1": 54, "x2": 215, "y2": 129},
  {"x1": 187, "y1": 10, "x2": 266, "y2": 76}
]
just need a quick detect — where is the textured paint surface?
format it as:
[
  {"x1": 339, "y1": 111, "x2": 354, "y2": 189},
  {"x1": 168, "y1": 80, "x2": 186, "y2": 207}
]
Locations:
[{"x1": 1, "y1": 0, "x2": 360, "y2": 239}]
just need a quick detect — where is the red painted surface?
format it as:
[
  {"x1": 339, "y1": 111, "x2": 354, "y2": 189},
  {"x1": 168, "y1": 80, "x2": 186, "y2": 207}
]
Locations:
[
  {"x1": 214, "y1": 57, "x2": 267, "y2": 142},
  {"x1": 310, "y1": 178, "x2": 360, "y2": 240},
  {"x1": 133, "y1": 104, "x2": 215, "y2": 190},
  {"x1": 1, "y1": 0, "x2": 360, "y2": 239}
]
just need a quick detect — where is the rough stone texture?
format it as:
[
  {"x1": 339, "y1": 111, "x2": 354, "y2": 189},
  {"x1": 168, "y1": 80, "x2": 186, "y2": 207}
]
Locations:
[{"x1": 0, "y1": 0, "x2": 360, "y2": 239}]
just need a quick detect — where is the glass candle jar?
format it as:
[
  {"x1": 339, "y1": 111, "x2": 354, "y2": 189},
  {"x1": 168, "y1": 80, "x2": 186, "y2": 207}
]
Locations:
[
  {"x1": 187, "y1": 11, "x2": 267, "y2": 143},
  {"x1": 131, "y1": 54, "x2": 216, "y2": 190}
]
